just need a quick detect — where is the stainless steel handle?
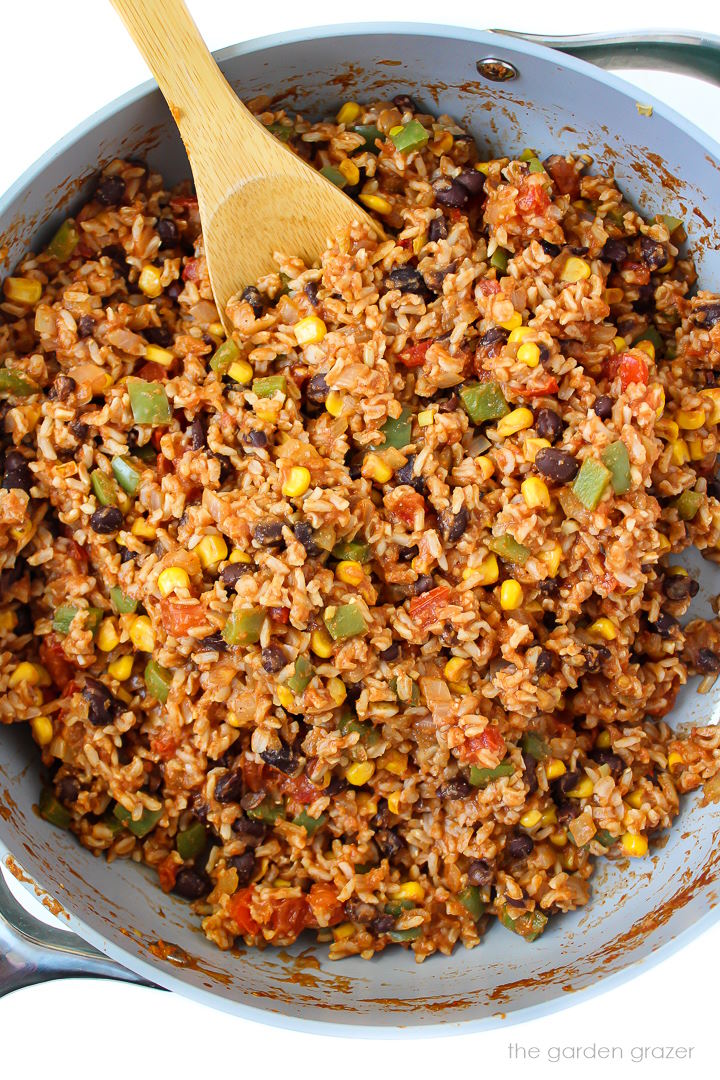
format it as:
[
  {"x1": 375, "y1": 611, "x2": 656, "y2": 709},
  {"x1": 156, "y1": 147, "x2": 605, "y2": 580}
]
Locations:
[
  {"x1": 0, "y1": 871, "x2": 155, "y2": 998},
  {"x1": 493, "y1": 30, "x2": 720, "y2": 88}
]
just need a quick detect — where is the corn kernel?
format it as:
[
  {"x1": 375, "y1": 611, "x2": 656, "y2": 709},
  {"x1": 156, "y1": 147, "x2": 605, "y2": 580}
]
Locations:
[
  {"x1": 701, "y1": 388, "x2": 720, "y2": 424},
  {"x1": 635, "y1": 339, "x2": 655, "y2": 361},
  {"x1": 654, "y1": 385, "x2": 665, "y2": 419},
  {"x1": 540, "y1": 807, "x2": 557, "y2": 826},
  {"x1": 476, "y1": 455, "x2": 495, "y2": 481},
  {"x1": 412, "y1": 234, "x2": 426, "y2": 255},
  {"x1": 325, "y1": 391, "x2": 345, "y2": 417},
  {"x1": 383, "y1": 750, "x2": 408, "y2": 776},
  {"x1": 208, "y1": 322, "x2": 225, "y2": 339},
  {"x1": 621, "y1": 832, "x2": 648, "y2": 857},
  {"x1": 138, "y1": 265, "x2": 163, "y2": 298},
  {"x1": 277, "y1": 686, "x2": 294, "y2": 710},
  {"x1": 568, "y1": 776, "x2": 594, "y2": 799},
  {"x1": 520, "y1": 809, "x2": 542, "y2": 829},
  {"x1": 196, "y1": 534, "x2": 228, "y2": 568},
  {"x1": 499, "y1": 579, "x2": 523, "y2": 610},
  {"x1": 96, "y1": 618, "x2": 120, "y2": 653},
  {"x1": 108, "y1": 654, "x2": 133, "y2": 681},
  {"x1": 546, "y1": 758, "x2": 567, "y2": 780},
  {"x1": 228, "y1": 360, "x2": 253, "y2": 384},
  {"x1": 670, "y1": 438, "x2": 690, "y2": 465},
  {"x1": 541, "y1": 542, "x2": 563, "y2": 577},
  {"x1": 0, "y1": 610, "x2": 18, "y2": 632},
  {"x1": 4, "y1": 277, "x2": 42, "y2": 305},
  {"x1": 677, "y1": 408, "x2": 706, "y2": 430},
  {"x1": 417, "y1": 409, "x2": 434, "y2": 427},
  {"x1": 521, "y1": 477, "x2": 551, "y2": 510},
  {"x1": 338, "y1": 159, "x2": 360, "y2": 186},
  {"x1": 310, "y1": 627, "x2": 334, "y2": 658},
  {"x1": 356, "y1": 791, "x2": 377, "y2": 816},
  {"x1": 282, "y1": 466, "x2": 311, "y2": 498},
  {"x1": 10, "y1": 520, "x2": 34, "y2": 544},
  {"x1": 9, "y1": 661, "x2": 45, "y2": 688},
  {"x1": 145, "y1": 344, "x2": 174, "y2": 367},
  {"x1": 359, "y1": 193, "x2": 392, "y2": 215},
  {"x1": 345, "y1": 761, "x2": 375, "y2": 786},
  {"x1": 596, "y1": 729, "x2": 611, "y2": 749},
  {"x1": 524, "y1": 437, "x2": 551, "y2": 463},
  {"x1": 129, "y1": 614, "x2": 155, "y2": 652},
  {"x1": 387, "y1": 790, "x2": 402, "y2": 814},
  {"x1": 625, "y1": 788, "x2": 644, "y2": 809},
  {"x1": 561, "y1": 256, "x2": 591, "y2": 283},
  {"x1": 666, "y1": 751, "x2": 683, "y2": 769},
  {"x1": 229, "y1": 549, "x2": 252, "y2": 564},
  {"x1": 613, "y1": 336, "x2": 627, "y2": 351},
  {"x1": 688, "y1": 438, "x2": 705, "y2": 461},
  {"x1": 657, "y1": 418, "x2": 679, "y2": 441},
  {"x1": 508, "y1": 326, "x2": 533, "y2": 344},
  {"x1": 31, "y1": 715, "x2": 53, "y2": 747},
  {"x1": 295, "y1": 315, "x2": 327, "y2": 347},
  {"x1": 327, "y1": 677, "x2": 347, "y2": 706},
  {"x1": 588, "y1": 617, "x2": 617, "y2": 641},
  {"x1": 550, "y1": 829, "x2": 568, "y2": 847},
  {"x1": 131, "y1": 518, "x2": 157, "y2": 539},
  {"x1": 499, "y1": 311, "x2": 522, "y2": 332},
  {"x1": 388, "y1": 125, "x2": 403, "y2": 138},
  {"x1": 444, "y1": 657, "x2": 470, "y2": 682},
  {"x1": 332, "y1": 922, "x2": 355, "y2": 941},
  {"x1": 362, "y1": 452, "x2": 394, "y2": 484},
  {"x1": 431, "y1": 131, "x2": 454, "y2": 155},
  {"x1": 225, "y1": 712, "x2": 241, "y2": 729},
  {"x1": 496, "y1": 407, "x2": 533, "y2": 438},
  {"x1": 475, "y1": 162, "x2": 490, "y2": 175},
  {"x1": 333, "y1": 562, "x2": 364, "y2": 589},
  {"x1": 517, "y1": 342, "x2": 541, "y2": 368},
  {"x1": 337, "y1": 101, "x2": 361, "y2": 126},
  {"x1": 478, "y1": 553, "x2": 500, "y2": 585},
  {"x1": 604, "y1": 288, "x2": 624, "y2": 304},
  {"x1": 394, "y1": 881, "x2": 425, "y2": 902}
]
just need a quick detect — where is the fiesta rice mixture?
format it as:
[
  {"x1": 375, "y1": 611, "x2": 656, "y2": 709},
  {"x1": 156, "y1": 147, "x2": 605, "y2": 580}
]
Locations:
[{"x1": 2, "y1": 94, "x2": 720, "y2": 961}]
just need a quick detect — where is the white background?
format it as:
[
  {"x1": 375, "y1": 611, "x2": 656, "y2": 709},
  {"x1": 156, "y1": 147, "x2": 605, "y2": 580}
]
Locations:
[{"x1": 2, "y1": 1, "x2": 720, "y2": 1075}]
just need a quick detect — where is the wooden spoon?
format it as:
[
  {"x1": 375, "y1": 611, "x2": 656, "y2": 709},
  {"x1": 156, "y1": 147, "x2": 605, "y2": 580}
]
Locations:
[{"x1": 110, "y1": 0, "x2": 382, "y2": 323}]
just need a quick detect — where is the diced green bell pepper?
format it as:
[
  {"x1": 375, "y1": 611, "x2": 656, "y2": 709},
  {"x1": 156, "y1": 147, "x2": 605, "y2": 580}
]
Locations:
[
  {"x1": 469, "y1": 761, "x2": 516, "y2": 788},
  {"x1": 519, "y1": 148, "x2": 539, "y2": 162},
  {"x1": 323, "y1": 603, "x2": 368, "y2": 641},
  {"x1": 500, "y1": 905, "x2": 548, "y2": 942},
  {"x1": 601, "y1": 441, "x2": 631, "y2": 495},
  {"x1": 127, "y1": 378, "x2": 171, "y2": 426},
  {"x1": 661, "y1": 214, "x2": 683, "y2": 234},
  {"x1": 267, "y1": 121, "x2": 293, "y2": 142},
  {"x1": 39, "y1": 789, "x2": 71, "y2": 829},
  {"x1": 52, "y1": 605, "x2": 102, "y2": 636},
  {"x1": 111, "y1": 455, "x2": 142, "y2": 495},
  {"x1": 490, "y1": 248, "x2": 509, "y2": 273},
  {"x1": 48, "y1": 219, "x2": 80, "y2": 262},
  {"x1": 0, "y1": 368, "x2": 38, "y2": 396},
  {"x1": 176, "y1": 821, "x2": 207, "y2": 860},
  {"x1": 460, "y1": 381, "x2": 510, "y2": 424},
  {"x1": 247, "y1": 797, "x2": 285, "y2": 824},
  {"x1": 489, "y1": 534, "x2": 530, "y2": 566},
  {"x1": 528, "y1": 157, "x2": 545, "y2": 174},
  {"x1": 332, "y1": 540, "x2": 371, "y2": 563},
  {"x1": 133, "y1": 443, "x2": 157, "y2": 463},
  {"x1": 389, "y1": 120, "x2": 429, "y2": 154},
  {"x1": 380, "y1": 407, "x2": 412, "y2": 449},
  {"x1": 320, "y1": 166, "x2": 347, "y2": 189},
  {"x1": 458, "y1": 885, "x2": 486, "y2": 920},
  {"x1": 353, "y1": 125, "x2": 383, "y2": 153},
  {"x1": 387, "y1": 927, "x2": 422, "y2": 942},
  {"x1": 144, "y1": 659, "x2": 172, "y2": 703},
  {"x1": 522, "y1": 732, "x2": 549, "y2": 761},
  {"x1": 113, "y1": 802, "x2": 164, "y2": 838},
  {"x1": 209, "y1": 338, "x2": 240, "y2": 376},
  {"x1": 252, "y1": 374, "x2": 286, "y2": 398},
  {"x1": 222, "y1": 609, "x2": 265, "y2": 646},
  {"x1": 389, "y1": 676, "x2": 420, "y2": 705},
  {"x1": 595, "y1": 829, "x2": 616, "y2": 848},
  {"x1": 384, "y1": 899, "x2": 414, "y2": 916},
  {"x1": 339, "y1": 712, "x2": 380, "y2": 745},
  {"x1": 632, "y1": 325, "x2": 663, "y2": 354},
  {"x1": 674, "y1": 489, "x2": 703, "y2": 520},
  {"x1": 90, "y1": 469, "x2": 117, "y2": 506},
  {"x1": 110, "y1": 586, "x2": 137, "y2": 615},
  {"x1": 292, "y1": 810, "x2": 327, "y2": 835},
  {"x1": 572, "y1": 458, "x2": 611, "y2": 510},
  {"x1": 287, "y1": 655, "x2": 313, "y2": 694}
]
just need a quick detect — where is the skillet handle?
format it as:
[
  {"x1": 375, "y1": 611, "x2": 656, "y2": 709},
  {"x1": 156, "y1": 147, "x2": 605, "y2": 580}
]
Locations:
[
  {"x1": 494, "y1": 30, "x2": 720, "y2": 88},
  {"x1": 0, "y1": 871, "x2": 155, "y2": 997}
]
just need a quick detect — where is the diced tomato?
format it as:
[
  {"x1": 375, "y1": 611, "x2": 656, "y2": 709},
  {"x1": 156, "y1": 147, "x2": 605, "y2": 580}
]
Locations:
[
  {"x1": 240, "y1": 758, "x2": 268, "y2": 792},
  {"x1": 448, "y1": 208, "x2": 464, "y2": 223},
  {"x1": 307, "y1": 883, "x2": 345, "y2": 928},
  {"x1": 39, "y1": 634, "x2": 74, "y2": 691},
  {"x1": 513, "y1": 375, "x2": 559, "y2": 398},
  {"x1": 66, "y1": 537, "x2": 89, "y2": 567},
  {"x1": 137, "y1": 361, "x2": 166, "y2": 381},
  {"x1": 182, "y1": 258, "x2": 201, "y2": 282},
  {"x1": 516, "y1": 178, "x2": 551, "y2": 216},
  {"x1": 267, "y1": 897, "x2": 309, "y2": 937},
  {"x1": 459, "y1": 726, "x2": 506, "y2": 762},
  {"x1": 157, "y1": 854, "x2": 178, "y2": 893},
  {"x1": 386, "y1": 488, "x2": 425, "y2": 528},
  {"x1": 280, "y1": 773, "x2": 321, "y2": 805},
  {"x1": 151, "y1": 429, "x2": 164, "y2": 450},
  {"x1": 228, "y1": 887, "x2": 260, "y2": 935},
  {"x1": 169, "y1": 195, "x2": 199, "y2": 214},
  {"x1": 268, "y1": 606, "x2": 290, "y2": 624},
  {"x1": 77, "y1": 242, "x2": 94, "y2": 260},
  {"x1": 477, "y1": 279, "x2": 501, "y2": 296},
  {"x1": 606, "y1": 352, "x2": 649, "y2": 391},
  {"x1": 159, "y1": 599, "x2": 205, "y2": 636},
  {"x1": 409, "y1": 585, "x2": 452, "y2": 628},
  {"x1": 398, "y1": 237, "x2": 413, "y2": 249},
  {"x1": 61, "y1": 679, "x2": 79, "y2": 699},
  {"x1": 544, "y1": 155, "x2": 580, "y2": 198},
  {"x1": 156, "y1": 454, "x2": 173, "y2": 478},
  {"x1": 151, "y1": 728, "x2": 178, "y2": 760},
  {"x1": 398, "y1": 339, "x2": 432, "y2": 369},
  {"x1": 289, "y1": 363, "x2": 309, "y2": 387}
]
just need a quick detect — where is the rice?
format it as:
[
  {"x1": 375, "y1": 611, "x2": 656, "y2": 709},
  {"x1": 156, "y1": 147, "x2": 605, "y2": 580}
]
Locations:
[{"x1": 2, "y1": 95, "x2": 720, "y2": 962}]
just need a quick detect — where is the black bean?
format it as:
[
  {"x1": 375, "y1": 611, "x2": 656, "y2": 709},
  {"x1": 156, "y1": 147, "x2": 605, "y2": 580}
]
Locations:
[
  {"x1": 477, "y1": 326, "x2": 509, "y2": 350},
  {"x1": 556, "y1": 799, "x2": 581, "y2": 824},
  {"x1": 570, "y1": 245, "x2": 589, "y2": 257},
  {"x1": 506, "y1": 832, "x2": 534, "y2": 859},
  {"x1": 220, "y1": 563, "x2": 252, "y2": 588},
  {"x1": 398, "y1": 543, "x2": 419, "y2": 563},
  {"x1": 95, "y1": 175, "x2": 126, "y2": 206},
  {"x1": 174, "y1": 868, "x2": 211, "y2": 899},
  {"x1": 583, "y1": 644, "x2": 610, "y2": 672},
  {"x1": 601, "y1": 238, "x2": 628, "y2": 264},
  {"x1": 325, "y1": 774, "x2": 349, "y2": 796},
  {"x1": 261, "y1": 644, "x2": 286, "y2": 673},
  {"x1": 535, "y1": 408, "x2": 563, "y2": 443},
  {"x1": 412, "y1": 575, "x2": 434, "y2": 596},
  {"x1": 0, "y1": 556, "x2": 25, "y2": 590},
  {"x1": 697, "y1": 648, "x2": 720, "y2": 674},
  {"x1": 198, "y1": 631, "x2": 226, "y2": 653},
  {"x1": 90, "y1": 506, "x2": 123, "y2": 534},
  {"x1": 392, "y1": 93, "x2": 415, "y2": 111},
  {"x1": 375, "y1": 827, "x2": 404, "y2": 858},
  {"x1": 695, "y1": 303, "x2": 720, "y2": 329},
  {"x1": 437, "y1": 777, "x2": 472, "y2": 800},
  {"x1": 145, "y1": 325, "x2": 173, "y2": 348},
  {"x1": 467, "y1": 858, "x2": 494, "y2": 886},
  {"x1": 243, "y1": 429, "x2": 267, "y2": 448},
  {"x1": 231, "y1": 814, "x2": 268, "y2": 843},
  {"x1": 433, "y1": 178, "x2": 469, "y2": 208},
  {"x1": 77, "y1": 314, "x2": 95, "y2": 338},
  {"x1": 539, "y1": 239, "x2": 561, "y2": 258},
  {"x1": 428, "y1": 215, "x2": 448, "y2": 242},
  {"x1": 522, "y1": 751, "x2": 538, "y2": 797},
  {"x1": 591, "y1": 748, "x2": 624, "y2": 776},
  {"x1": 423, "y1": 262, "x2": 457, "y2": 295},
  {"x1": 228, "y1": 851, "x2": 255, "y2": 887},
  {"x1": 349, "y1": 461, "x2": 363, "y2": 480},
  {"x1": 439, "y1": 505, "x2": 469, "y2": 543},
  {"x1": 214, "y1": 770, "x2": 244, "y2": 804},
  {"x1": 551, "y1": 770, "x2": 579, "y2": 802},
  {"x1": 344, "y1": 899, "x2": 377, "y2": 924},
  {"x1": 396, "y1": 455, "x2": 427, "y2": 495},
  {"x1": 379, "y1": 643, "x2": 400, "y2": 663},
  {"x1": 2, "y1": 451, "x2": 32, "y2": 492},
  {"x1": 639, "y1": 236, "x2": 667, "y2": 270},
  {"x1": 253, "y1": 519, "x2": 285, "y2": 546},
  {"x1": 153, "y1": 539, "x2": 167, "y2": 560},
  {"x1": 167, "y1": 280, "x2": 183, "y2": 301},
  {"x1": 651, "y1": 611, "x2": 679, "y2": 638},
  {"x1": 593, "y1": 395, "x2": 613, "y2": 420},
  {"x1": 385, "y1": 266, "x2": 427, "y2": 294},
  {"x1": 535, "y1": 649, "x2": 554, "y2": 674},
  {"x1": 371, "y1": 913, "x2": 395, "y2": 935},
  {"x1": 663, "y1": 574, "x2": 698, "y2": 600},
  {"x1": 82, "y1": 677, "x2": 118, "y2": 727},
  {"x1": 306, "y1": 373, "x2": 330, "y2": 404},
  {"x1": 156, "y1": 217, "x2": 179, "y2": 247},
  {"x1": 241, "y1": 285, "x2": 264, "y2": 318},
  {"x1": 293, "y1": 520, "x2": 320, "y2": 557},
  {"x1": 56, "y1": 776, "x2": 80, "y2": 804},
  {"x1": 188, "y1": 415, "x2": 206, "y2": 450},
  {"x1": 47, "y1": 375, "x2": 76, "y2": 402},
  {"x1": 708, "y1": 476, "x2": 720, "y2": 501},
  {"x1": 456, "y1": 167, "x2": 485, "y2": 196},
  {"x1": 260, "y1": 745, "x2": 299, "y2": 774},
  {"x1": 439, "y1": 392, "x2": 460, "y2": 413},
  {"x1": 535, "y1": 447, "x2": 579, "y2": 483}
]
